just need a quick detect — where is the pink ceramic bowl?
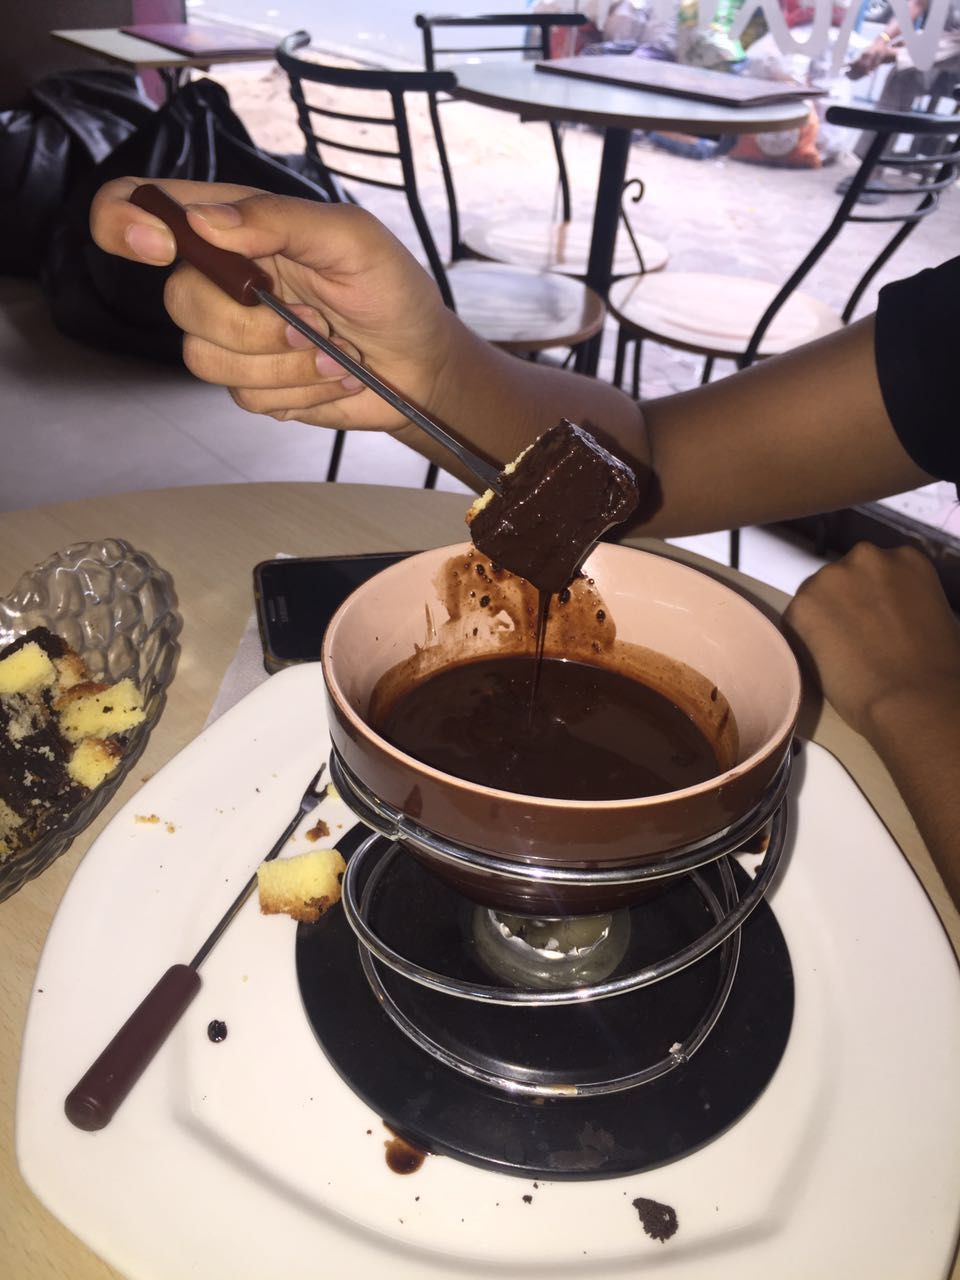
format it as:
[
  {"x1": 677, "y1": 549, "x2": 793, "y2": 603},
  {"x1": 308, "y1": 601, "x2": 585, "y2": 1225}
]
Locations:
[{"x1": 322, "y1": 542, "x2": 800, "y2": 913}]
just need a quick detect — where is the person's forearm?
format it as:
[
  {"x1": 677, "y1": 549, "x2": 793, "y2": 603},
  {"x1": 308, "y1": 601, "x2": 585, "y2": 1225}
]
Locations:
[
  {"x1": 390, "y1": 314, "x2": 932, "y2": 533},
  {"x1": 864, "y1": 683, "x2": 960, "y2": 910},
  {"x1": 635, "y1": 317, "x2": 934, "y2": 537},
  {"x1": 388, "y1": 317, "x2": 650, "y2": 490}
]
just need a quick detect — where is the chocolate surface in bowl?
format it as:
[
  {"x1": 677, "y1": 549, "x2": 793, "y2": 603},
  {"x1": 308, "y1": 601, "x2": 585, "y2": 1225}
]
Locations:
[
  {"x1": 374, "y1": 654, "x2": 728, "y2": 801},
  {"x1": 322, "y1": 542, "x2": 800, "y2": 913}
]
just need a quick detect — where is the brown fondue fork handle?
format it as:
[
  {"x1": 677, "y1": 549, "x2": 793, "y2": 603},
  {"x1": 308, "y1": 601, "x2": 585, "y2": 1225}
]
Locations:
[
  {"x1": 128, "y1": 184, "x2": 502, "y2": 492},
  {"x1": 64, "y1": 964, "x2": 201, "y2": 1131}
]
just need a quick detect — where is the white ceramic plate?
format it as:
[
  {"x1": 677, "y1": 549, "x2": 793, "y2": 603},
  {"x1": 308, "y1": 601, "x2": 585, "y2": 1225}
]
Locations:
[{"x1": 17, "y1": 664, "x2": 960, "y2": 1280}]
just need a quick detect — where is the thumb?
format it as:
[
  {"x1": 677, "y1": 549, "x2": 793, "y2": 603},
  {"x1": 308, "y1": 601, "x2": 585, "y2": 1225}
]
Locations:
[{"x1": 183, "y1": 192, "x2": 406, "y2": 283}]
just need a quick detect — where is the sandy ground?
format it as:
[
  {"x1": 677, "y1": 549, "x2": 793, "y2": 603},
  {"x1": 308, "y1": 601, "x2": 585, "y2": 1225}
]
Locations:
[{"x1": 215, "y1": 57, "x2": 960, "y2": 528}]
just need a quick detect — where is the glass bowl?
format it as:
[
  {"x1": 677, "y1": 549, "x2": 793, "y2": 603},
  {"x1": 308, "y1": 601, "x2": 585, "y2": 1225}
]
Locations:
[{"x1": 0, "y1": 538, "x2": 181, "y2": 902}]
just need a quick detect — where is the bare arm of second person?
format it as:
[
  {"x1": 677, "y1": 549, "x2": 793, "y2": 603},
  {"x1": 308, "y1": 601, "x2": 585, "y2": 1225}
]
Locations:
[
  {"x1": 785, "y1": 544, "x2": 960, "y2": 910},
  {"x1": 89, "y1": 178, "x2": 936, "y2": 531}
]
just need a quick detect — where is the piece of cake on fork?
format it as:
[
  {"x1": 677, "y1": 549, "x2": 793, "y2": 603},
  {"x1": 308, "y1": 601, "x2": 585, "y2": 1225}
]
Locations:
[{"x1": 465, "y1": 419, "x2": 641, "y2": 594}]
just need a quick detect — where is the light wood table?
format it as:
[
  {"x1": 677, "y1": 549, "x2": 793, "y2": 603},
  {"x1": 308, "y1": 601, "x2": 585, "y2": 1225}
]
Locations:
[{"x1": 1, "y1": 482, "x2": 957, "y2": 1279}]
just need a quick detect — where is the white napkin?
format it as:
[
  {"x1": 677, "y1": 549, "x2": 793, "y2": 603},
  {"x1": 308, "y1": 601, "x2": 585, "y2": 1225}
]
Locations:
[
  {"x1": 203, "y1": 608, "x2": 272, "y2": 729},
  {"x1": 203, "y1": 553, "x2": 290, "y2": 728}
]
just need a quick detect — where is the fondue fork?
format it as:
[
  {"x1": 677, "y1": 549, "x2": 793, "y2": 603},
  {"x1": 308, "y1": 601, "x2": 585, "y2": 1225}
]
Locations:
[
  {"x1": 64, "y1": 763, "x2": 332, "y2": 1132},
  {"x1": 129, "y1": 184, "x2": 503, "y2": 494}
]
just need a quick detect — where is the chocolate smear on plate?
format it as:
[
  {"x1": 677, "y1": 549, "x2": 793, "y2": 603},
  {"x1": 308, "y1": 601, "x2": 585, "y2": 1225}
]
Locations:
[
  {"x1": 384, "y1": 1131, "x2": 428, "y2": 1175},
  {"x1": 632, "y1": 1196, "x2": 678, "y2": 1242}
]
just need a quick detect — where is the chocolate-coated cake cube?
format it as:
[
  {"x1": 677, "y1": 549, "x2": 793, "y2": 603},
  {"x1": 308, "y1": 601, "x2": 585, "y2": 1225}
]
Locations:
[{"x1": 466, "y1": 419, "x2": 640, "y2": 593}]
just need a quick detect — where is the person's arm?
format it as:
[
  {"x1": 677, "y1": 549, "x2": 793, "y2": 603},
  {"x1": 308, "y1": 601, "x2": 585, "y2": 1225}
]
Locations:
[
  {"x1": 89, "y1": 179, "x2": 648, "y2": 485},
  {"x1": 847, "y1": 0, "x2": 927, "y2": 78},
  {"x1": 784, "y1": 543, "x2": 960, "y2": 908},
  {"x1": 635, "y1": 316, "x2": 935, "y2": 538},
  {"x1": 88, "y1": 177, "x2": 936, "y2": 521}
]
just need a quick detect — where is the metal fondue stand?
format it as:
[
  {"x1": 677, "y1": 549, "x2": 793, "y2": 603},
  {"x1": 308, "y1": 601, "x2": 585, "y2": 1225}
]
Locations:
[{"x1": 327, "y1": 743, "x2": 793, "y2": 1101}]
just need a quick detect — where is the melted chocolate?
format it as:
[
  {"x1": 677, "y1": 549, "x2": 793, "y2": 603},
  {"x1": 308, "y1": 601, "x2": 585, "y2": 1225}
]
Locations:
[
  {"x1": 384, "y1": 1133, "x2": 427, "y2": 1174},
  {"x1": 206, "y1": 1019, "x2": 228, "y2": 1043},
  {"x1": 632, "y1": 1197, "x2": 679, "y2": 1242},
  {"x1": 376, "y1": 655, "x2": 721, "y2": 801},
  {"x1": 467, "y1": 420, "x2": 641, "y2": 595}
]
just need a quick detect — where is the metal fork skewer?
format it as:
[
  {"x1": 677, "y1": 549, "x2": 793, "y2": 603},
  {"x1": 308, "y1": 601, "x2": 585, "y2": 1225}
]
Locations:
[
  {"x1": 255, "y1": 289, "x2": 504, "y2": 493},
  {"x1": 65, "y1": 763, "x2": 328, "y2": 1131},
  {"x1": 190, "y1": 762, "x2": 328, "y2": 968}
]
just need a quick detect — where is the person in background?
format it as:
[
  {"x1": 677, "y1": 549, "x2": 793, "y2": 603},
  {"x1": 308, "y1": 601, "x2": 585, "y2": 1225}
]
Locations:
[
  {"x1": 848, "y1": 0, "x2": 960, "y2": 98},
  {"x1": 89, "y1": 179, "x2": 960, "y2": 910},
  {"x1": 846, "y1": 0, "x2": 960, "y2": 166}
]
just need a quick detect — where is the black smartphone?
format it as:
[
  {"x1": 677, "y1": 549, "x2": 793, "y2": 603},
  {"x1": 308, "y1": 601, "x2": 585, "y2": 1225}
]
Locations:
[{"x1": 253, "y1": 552, "x2": 418, "y2": 674}]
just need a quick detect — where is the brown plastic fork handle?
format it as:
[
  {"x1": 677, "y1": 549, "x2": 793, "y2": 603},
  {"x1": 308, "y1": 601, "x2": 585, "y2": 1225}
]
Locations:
[
  {"x1": 129, "y1": 183, "x2": 271, "y2": 305},
  {"x1": 64, "y1": 963, "x2": 202, "y2": 1131}
]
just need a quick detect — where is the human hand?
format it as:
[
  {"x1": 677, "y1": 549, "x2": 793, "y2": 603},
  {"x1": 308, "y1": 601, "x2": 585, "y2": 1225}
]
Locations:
[
  {"x1": 783, "y1": 542, "x2": 960, "y2": 741},
  {"x1": 846, "y1": 38, "x2": 897, "y2": 80},
  {"x1": 89, "y1": 178, "x2": 455, "y2": 435}
]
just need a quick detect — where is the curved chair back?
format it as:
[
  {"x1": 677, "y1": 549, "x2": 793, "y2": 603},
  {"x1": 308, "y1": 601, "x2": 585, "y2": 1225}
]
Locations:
[
  {"x1": 276, "y1": 31, "x2": 459, "y2": 309},
  {"x1": 414, "y1": 11, "x2": 589, "y2": 258},
  {"x1": 742, "y1": 95, "x2": 960, "y2": 366}
]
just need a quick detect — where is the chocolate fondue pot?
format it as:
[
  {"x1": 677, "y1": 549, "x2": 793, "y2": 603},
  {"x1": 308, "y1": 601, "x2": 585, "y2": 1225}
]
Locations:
[
  {"x1": 309, "y1": 543, "x2": 801, "y2": 1162},
  {"x1": 322, "y1": 542, "x2": 800, "y2": 916}
]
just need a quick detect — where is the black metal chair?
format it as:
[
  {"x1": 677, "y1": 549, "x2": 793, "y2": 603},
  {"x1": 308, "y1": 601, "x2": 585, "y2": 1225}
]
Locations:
[
  {"x1": 416, "y1": 12, "x2": 583, "y2": 252},
  {"x1": 276, "y1": 31, "x2": 604, "y2": 486},
  {"x1": 606, "y1": 96, "x2": 960, "y2": 568},
  {"x1": 414, "y1": 11, "x2": 668, "y2": 280}
]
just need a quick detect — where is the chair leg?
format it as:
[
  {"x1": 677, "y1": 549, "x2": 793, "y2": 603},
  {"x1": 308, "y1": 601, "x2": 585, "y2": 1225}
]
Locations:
[
  {"x1": 326, "y1": 429, "x2": 346, "y2": 482},
  {"x1": 424, "y1": 462, "x2": 439, "y2": 490},
  {"x1": 728, "y1": 528, "x2": 741, "y2": 570},
  {"x1": 549, "y1": 120, "x2": 573, "y2": 223},
  {"x1": 631, "y1": 338, "x2": 643, "y2": 401},
  {"x1": 613, "y1": 328, "x2": 628, "y2": 391},
  {"x1": 700, "y1": 356, "x2": 715, "y2": 385}
]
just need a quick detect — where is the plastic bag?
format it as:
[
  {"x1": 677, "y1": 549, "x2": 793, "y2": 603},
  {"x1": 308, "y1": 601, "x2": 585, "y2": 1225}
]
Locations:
[
  {"x1": 41, "y1": 78, "x2": 332, "y2": 365},
  {"x1": 603, "y1": 1, "x2": 652, "y2": 43},
  {"x1": 0, "y1": 70, "x2": 155, "y2": 277},
  {"x1": 677, "y1": 0, "x2": 746, "y2": 68}
]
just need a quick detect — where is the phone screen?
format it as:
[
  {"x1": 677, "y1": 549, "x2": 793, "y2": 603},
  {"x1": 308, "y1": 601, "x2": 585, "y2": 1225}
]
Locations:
[{"x1": 254, "y1": 552, "x2": 417, "y2": 672}]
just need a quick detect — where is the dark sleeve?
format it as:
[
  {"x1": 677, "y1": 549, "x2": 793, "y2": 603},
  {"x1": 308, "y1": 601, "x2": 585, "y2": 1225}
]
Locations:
[{"x1": 874, "y1": 254, "x2": 959, "y2": 486}]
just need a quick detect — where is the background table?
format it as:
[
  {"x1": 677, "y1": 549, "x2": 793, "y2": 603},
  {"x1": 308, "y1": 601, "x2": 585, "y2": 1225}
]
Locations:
[
  {"x1": 1, "y1": 482, "x2": 957, "y2": 1279},
  {"x1": 51, "y1": 27, "x2": 279, "y2": 96},
  {"x1": 449, "y1": 61, "x2": 811, "y2": 375}
]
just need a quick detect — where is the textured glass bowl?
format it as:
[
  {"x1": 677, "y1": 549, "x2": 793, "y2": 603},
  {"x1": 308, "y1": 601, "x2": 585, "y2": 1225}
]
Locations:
[{"x1": 0, "y1": 539, "x2": 181, "y2": 902}]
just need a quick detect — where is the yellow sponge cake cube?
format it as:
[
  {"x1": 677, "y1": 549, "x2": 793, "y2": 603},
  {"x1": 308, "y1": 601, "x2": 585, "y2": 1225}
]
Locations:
[
  {"x1": 257, "y1": 848, "x2": 346, "y2": 924},
  {"x1": 56, "y1": 678, "x2": 145, "y2": 742},
  {"x1": 68, "y1": 737, "x2": 122, "y2": 789},
  {"x1": 0, "y1": 642, "x2": 56, "y2": 695}
]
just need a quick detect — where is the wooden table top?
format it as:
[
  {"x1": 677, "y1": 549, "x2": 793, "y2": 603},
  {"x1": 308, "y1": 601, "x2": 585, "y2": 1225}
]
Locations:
[{"x1": 1, "y1": 482, "x2": 957, "y2": 1279}]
